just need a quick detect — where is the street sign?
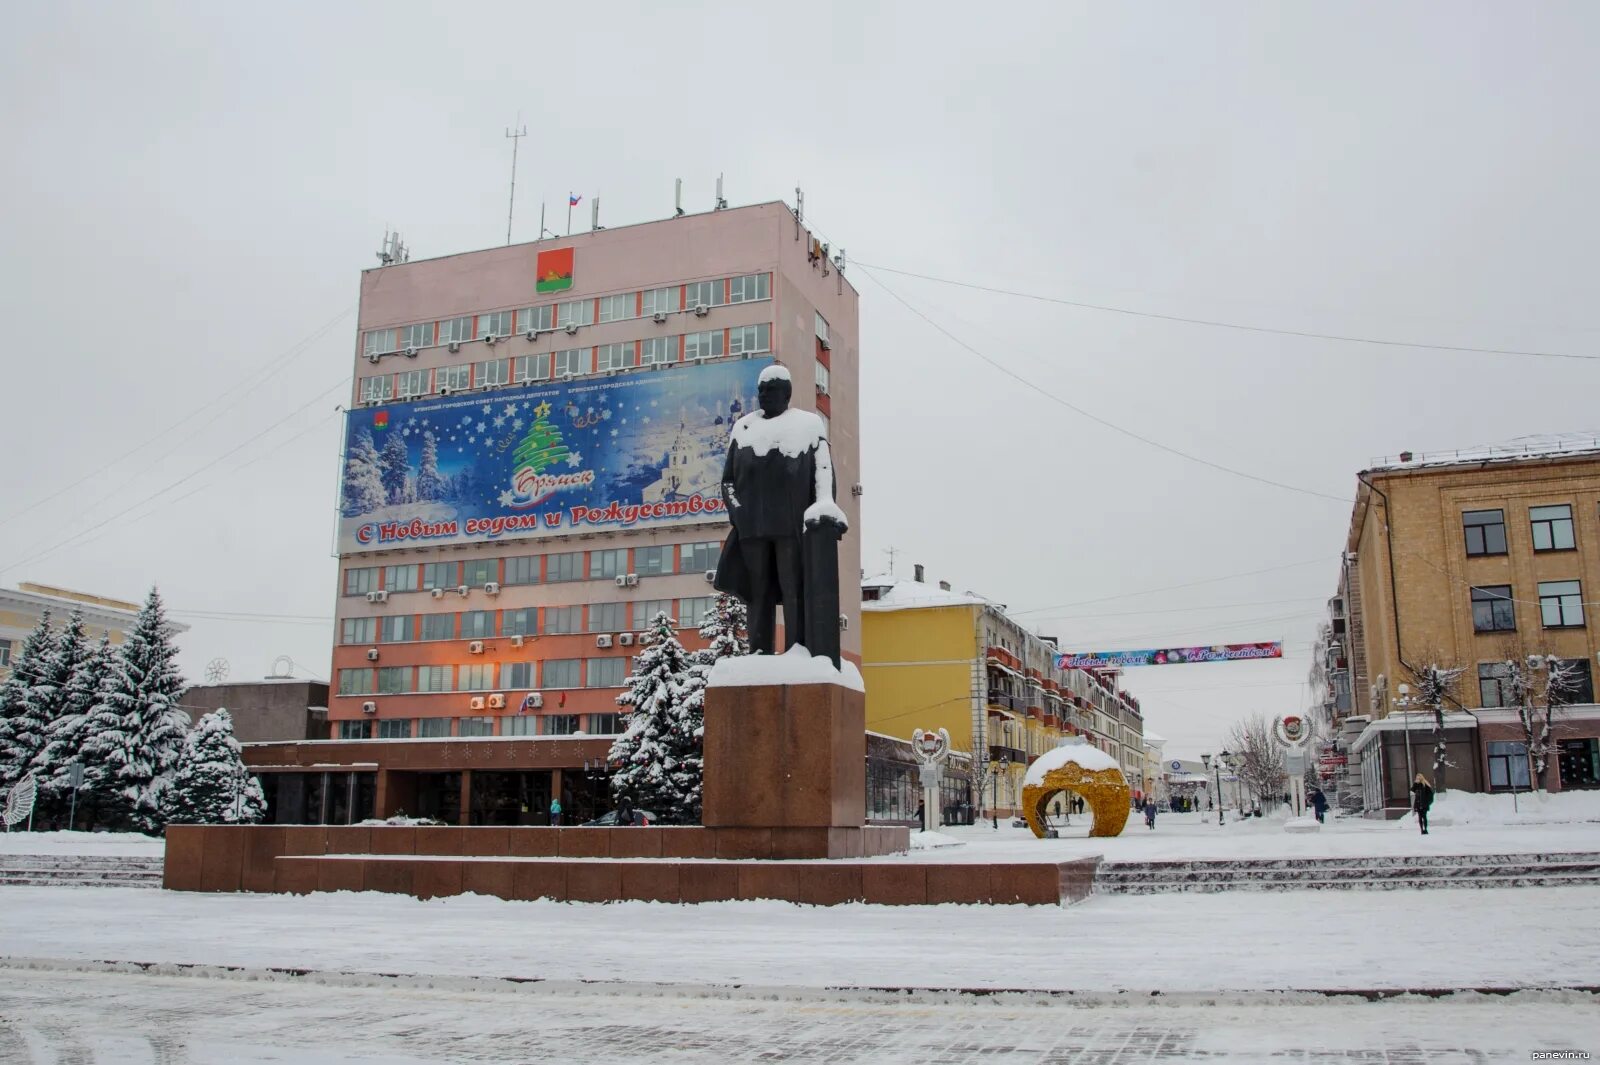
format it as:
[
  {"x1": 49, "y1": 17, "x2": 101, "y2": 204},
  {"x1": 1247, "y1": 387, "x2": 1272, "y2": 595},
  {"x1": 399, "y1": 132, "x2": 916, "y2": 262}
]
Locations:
[{"x1": 68, "y1": 763, "x2": 85, "y2": 788}]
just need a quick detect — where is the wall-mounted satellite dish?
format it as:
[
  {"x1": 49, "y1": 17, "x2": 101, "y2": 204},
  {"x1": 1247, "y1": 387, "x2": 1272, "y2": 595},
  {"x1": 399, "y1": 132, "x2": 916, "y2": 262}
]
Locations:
[{"x1": 203, "y1": 657, "x2": 230, "y2": 684}]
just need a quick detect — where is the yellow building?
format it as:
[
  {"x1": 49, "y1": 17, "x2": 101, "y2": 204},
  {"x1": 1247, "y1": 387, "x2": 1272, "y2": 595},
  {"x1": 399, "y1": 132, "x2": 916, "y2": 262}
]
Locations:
[
  {"x1": 0, "y1": 583, "x2": 151, "y2": 680},
  {"x1": 860, "y1": 569, "x2": 1147, "y2": 816}
]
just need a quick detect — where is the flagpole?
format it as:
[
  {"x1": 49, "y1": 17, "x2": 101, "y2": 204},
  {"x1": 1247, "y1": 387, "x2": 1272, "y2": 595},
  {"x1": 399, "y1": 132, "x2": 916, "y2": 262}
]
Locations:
[{"x1": 567, "y1": 196, "x2": 573, "y2": 237}]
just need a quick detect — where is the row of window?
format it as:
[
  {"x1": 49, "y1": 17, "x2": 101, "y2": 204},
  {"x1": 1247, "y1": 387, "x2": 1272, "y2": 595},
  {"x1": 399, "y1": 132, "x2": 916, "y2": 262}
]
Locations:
[
  {"x1": 337, "y1": 712, "x2": 622, "y2": 740},
  {"x1": 1470, "y1": 580, "x2": 1588, "y2": 632},
  {"x1": 340, "y1": 595, "x2": 718, "y2": 645},
  {"x1": 338, "y1": 656, "x2": 631, "y2": 695},
  {"x1": 0, "y1": 639, "x2": 11, "y2": 668},
  {"x1": 361, "y1": 273, "x2": 772, "y2": 356},
  {"x1": 1477, "y1": 658, "x2": 1594, "y2": 707},
  {"x1": 1463, "y1": 503, "x2": 1590, "y2": 556},
  {"x1": 357, "y1": 324, "x2": 772, "y2": 404},
  {"x1": 343, "y1": 542, "x2": 721, "y2": 596}
]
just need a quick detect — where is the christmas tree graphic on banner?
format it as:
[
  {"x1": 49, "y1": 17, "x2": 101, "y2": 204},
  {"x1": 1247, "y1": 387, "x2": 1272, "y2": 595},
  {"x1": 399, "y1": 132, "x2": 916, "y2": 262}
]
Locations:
[{"x1": 512, "y1": 401, "x2": 571, "y2": 505}]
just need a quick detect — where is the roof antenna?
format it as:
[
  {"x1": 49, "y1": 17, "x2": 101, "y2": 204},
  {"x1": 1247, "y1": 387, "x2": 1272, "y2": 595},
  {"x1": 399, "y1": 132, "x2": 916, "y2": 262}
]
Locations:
[
  {"x1": 795, "y1": 187, "x2": 804, "y2": 239},
  {"x1": 504, "y1": 115, "x2": 527, "y2": 245},
  {"x1": 674, "y1": 178, "x2": 684, "y2": 217},
  {"x1": 715, "y1": 173, "x2": 728, "y2": 210}
]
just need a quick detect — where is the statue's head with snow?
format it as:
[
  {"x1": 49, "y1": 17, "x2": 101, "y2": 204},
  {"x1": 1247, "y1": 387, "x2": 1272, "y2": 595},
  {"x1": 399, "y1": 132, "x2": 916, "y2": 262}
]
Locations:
[{"x1": 713, "y1": 363, "x2": 848, "y2": 667}]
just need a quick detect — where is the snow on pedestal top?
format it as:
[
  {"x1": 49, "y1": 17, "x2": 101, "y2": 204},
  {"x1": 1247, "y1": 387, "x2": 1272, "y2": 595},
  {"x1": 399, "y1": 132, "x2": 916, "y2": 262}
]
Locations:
[
  {"x1": 707, "y1": 645, "x2": 865, "y2": 692},
  {"x1": 1023, "y1": 742, "x2": 1121, "y2": 787}
]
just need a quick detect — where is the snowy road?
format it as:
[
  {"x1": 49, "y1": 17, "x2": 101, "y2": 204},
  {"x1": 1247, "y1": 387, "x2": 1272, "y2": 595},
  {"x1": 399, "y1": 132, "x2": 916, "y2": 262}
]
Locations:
[{"x1": 1, "y1": 964, "x2": 1596, "y2": 1065}]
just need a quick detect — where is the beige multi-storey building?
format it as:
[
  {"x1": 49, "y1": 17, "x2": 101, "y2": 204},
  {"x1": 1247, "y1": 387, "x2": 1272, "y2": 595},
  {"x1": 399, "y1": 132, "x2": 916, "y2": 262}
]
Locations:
[
  {"x1": 1318, "y1": 435, "x2": 1600, "y2": 812},
  {"x1": 0, "y1": 583, "x2": 157, "y2": 680}
]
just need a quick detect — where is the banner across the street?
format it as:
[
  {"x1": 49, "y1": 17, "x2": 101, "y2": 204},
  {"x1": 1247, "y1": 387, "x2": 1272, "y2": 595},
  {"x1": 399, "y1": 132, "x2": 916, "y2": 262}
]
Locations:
[{"x1": 1056, "y1": 642, "x2": 1283, "y2": 669}]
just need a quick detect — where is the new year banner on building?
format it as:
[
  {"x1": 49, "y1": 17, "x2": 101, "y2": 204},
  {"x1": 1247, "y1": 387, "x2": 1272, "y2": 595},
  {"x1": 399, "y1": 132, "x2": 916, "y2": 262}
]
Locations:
[
  {"x1": 1056, "y1": 642, "x2": 1283, "y2": 669},
  {"x1": 337, "y1": 357, "x2": 769, "y2": 553}
]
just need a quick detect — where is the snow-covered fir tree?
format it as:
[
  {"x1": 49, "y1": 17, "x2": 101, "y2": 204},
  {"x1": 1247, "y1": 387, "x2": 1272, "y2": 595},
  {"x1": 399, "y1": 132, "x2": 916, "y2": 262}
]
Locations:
[
  {"x1": 35, "y1": 631, "x2": 114, "y2": 827},
  {"x1": 0, "y1": 609, "x2": 86, "y2": 809},
  {"x1": 379, "y1": 432, "x2": 411, "y2": 504},
  {"x1": 694, "y1": 593, "x2": 749, "y2": 669},
  {"x1": 78, "y1": 588, "x2": 191, "y2": 831},
  {"x1": 342, "y1": 427, "x2": 387, "y2": 514},
  {"x1": 0, "y1": 611, "x2": 53, "y2": 791},
  {"x1": 162, "y1": 709, "x2": 266, "y2": 825},
  {"x1": 608, "y1": 610, "x2": 706, "y2": 824},
  {"x1": 415, "y1": 431, "x2": 447, "y2": 501}
]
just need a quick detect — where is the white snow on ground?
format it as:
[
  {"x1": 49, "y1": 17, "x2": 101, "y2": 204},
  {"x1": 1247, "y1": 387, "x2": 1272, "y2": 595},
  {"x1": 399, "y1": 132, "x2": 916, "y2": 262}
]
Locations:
[
  {"x1": 0, "y1": 830, "x2": 162, "y2": 858},
  {"x1": 907, "y1": 830, "x2": 963, "y2": 850},
  {"x1": 3, "y1": 881, "x2": 1597, "y2": 993}
]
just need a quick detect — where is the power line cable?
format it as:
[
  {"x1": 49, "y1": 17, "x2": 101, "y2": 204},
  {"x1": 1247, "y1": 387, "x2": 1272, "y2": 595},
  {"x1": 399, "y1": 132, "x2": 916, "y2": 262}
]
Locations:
[
  {"x1": 855, "y1": 266, "x2": 1356, "y2": 504},
  {"x1": 855, "y1": 262, "x2": 1600, "y2": 363},
  {"x1": 1009, "y1": 556, "x2": 1331, "y2": 617}
]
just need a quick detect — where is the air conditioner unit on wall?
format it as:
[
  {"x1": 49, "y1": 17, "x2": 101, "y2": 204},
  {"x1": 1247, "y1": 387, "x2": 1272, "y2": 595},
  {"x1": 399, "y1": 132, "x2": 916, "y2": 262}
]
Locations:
[
  {"x1": 448, "y1": 341, "x2": 461, "y2": 353},
  {"x1": 596, "y1": 634, "x2": 614, "y2": 648},
  {"x1": 524, "y1": 692, "x2": 544, "y2": 710},
  {"x1": 367, "y1": 352, "x2": 382, "y2": 364},
  {"x1": 652, "y1": 312, "x2": 668, "y2": 324},
  {"x1": 361, "y1": 701, "x2": 377, "y2": 714},
  {"x1": 484, "y1": 334, "x2": 497, "y2": 345},
  {"x1": 618, "y1": 632, "x2": 635, "y2": 647},
  {"x1": 404, "y1": 347, "x2": 418, "y2": 359},
  {"x1": 525, "y1": 329, "x2": 540, "y2": 341},
  {"x1": 564, "y1": 323, "x2": 580, "y2": 335},
  {"x1": 704, "y1": 569, "x2": 716, "y2": 583},
  {"x1": 614, "y1": 575, "x2": 628, "y2": 588},
  {"x1": 430, "y1": 587, "x2": 445, "y2": 599},
  {"x1": 487, "y1": 693, "x2": 506, "y2": 709},
  {"x1": 625, "y1": 573, "x2": 639, "y2": 586},
  {"x1": 469, "y1": 641, "x2": 485, "y2": 654},
  {"x1": 511, "y1": 634, "x2": 525, "y2": 647},
  {"x1": 456, "y1": 585, "x2": 470, "y2": 597},
  {"x1": 693, "y1": 305, "x2": 710, "y2": 318},
  {"x1": 469, "y1": 696, "x2": 486, "y2": 711},
  {"x1": 484, "y1": 582, "x2": 500, "y2": 596},
  {"x1": 366, "y1": 647, "x2": 380, "y2": 661}
]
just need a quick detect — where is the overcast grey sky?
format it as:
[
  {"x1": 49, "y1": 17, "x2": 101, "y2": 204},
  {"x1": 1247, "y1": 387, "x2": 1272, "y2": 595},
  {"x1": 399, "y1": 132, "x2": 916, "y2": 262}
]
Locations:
[{"x1": 2, "y1": 2, "x2": 1596, "y2": 758}]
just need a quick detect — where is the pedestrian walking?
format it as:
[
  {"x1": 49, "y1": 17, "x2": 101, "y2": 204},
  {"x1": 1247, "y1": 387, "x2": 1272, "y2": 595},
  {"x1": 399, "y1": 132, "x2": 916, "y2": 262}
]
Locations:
[
  {"x1": 1142, "y1": 797, "x2": 1158, "y2": 830},
  {"x1": 1410, "y1": 774, "x2": 1434, "y2": 834},
  {"x1": 549, "y1": 797, "x2": 563, "y2": 826},
  {"x1": 1310, "y1": 787, "x2": 1328, "y2": 824},
  {"x1": 915, "y1": 798, "x2": 926, "y2": 832},
  {"x1": 616, "y1": 797, "x2": 635, "y2": 827}
]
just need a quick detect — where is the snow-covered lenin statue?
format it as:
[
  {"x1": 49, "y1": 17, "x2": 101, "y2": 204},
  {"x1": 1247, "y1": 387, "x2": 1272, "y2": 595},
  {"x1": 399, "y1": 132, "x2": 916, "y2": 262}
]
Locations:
[{"x1": 713, "y1": 364, "x2": 848, "y2": 667}]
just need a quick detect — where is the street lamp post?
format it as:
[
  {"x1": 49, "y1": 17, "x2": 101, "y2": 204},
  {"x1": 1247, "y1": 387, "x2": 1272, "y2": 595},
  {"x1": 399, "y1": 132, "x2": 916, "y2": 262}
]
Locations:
[{"x1": 990, "y1": 756, "x2": 1010, "y2": 830}]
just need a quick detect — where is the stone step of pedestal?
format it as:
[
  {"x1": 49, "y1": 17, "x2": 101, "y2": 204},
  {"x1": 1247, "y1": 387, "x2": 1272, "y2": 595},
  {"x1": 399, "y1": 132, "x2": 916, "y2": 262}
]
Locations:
[
  {"x1": 1095, "y1": 860, "x2": 1600, "y2": 885},
  {"x1": 1098, "y1": 871, "x2": 1600, "y2": 894},
  {"x1": 1099, "y1": 851, "x2": 1600, "y2": 874}
]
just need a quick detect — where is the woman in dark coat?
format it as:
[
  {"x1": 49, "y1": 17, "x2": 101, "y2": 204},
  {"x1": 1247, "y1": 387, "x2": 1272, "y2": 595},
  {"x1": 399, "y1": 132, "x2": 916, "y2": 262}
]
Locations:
[
  {"x1": 1410, "y1": 774, "x2": 1434, "y2": 835},
  {"x1": 1309, "y1": 787, "x2": 1329, "y2": 824}
]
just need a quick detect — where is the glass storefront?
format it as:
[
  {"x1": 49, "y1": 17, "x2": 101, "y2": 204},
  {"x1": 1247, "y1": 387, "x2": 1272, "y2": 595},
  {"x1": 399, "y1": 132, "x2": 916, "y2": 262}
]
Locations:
[{"x1": 259, "y1": 771, "x2": 376, "y2": 826}]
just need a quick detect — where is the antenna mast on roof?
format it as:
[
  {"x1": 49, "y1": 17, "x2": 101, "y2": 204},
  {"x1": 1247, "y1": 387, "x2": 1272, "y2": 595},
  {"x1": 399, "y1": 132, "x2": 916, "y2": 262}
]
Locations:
[
  {"x1": 504, "y1": 116, "x2": 528, "y2": 245},
  {"x1": 375, "y1": 228, "x2": 409, "y2": 266},
  {"x1": 674, "y1": 178, "x2": 684, "y2": 217},
  {"x1": 715, "y1": 173, "x2": 727, "y2": 210}
]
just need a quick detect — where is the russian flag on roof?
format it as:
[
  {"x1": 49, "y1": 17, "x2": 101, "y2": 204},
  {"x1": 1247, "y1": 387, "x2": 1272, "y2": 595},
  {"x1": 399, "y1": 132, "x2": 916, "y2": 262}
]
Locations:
[{"x1": 568, "y1": 193, "x2": 581, "y2": 206}]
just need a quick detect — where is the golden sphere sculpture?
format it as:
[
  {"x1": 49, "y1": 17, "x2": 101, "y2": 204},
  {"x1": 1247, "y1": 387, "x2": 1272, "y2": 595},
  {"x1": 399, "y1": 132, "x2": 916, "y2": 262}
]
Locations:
[{"x1": 1022, "y1": 761, "x2": 1132, "y2": 839}]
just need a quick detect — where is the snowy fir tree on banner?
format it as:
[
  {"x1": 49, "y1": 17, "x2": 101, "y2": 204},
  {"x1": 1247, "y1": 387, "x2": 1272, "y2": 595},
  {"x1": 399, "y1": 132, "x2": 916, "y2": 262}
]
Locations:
[
  {"x1": 511, "y1": 401, "x2": 570, "y2": 491},
  {"x1": 342, "y1": 427, "x2": 387, "y2": 515},
  {"x1": 163, "y1": 709, "x2": 266, "y2": 825},
  {"x1": 415, "y1": 430, "x2": 447, "y2": 501},
  {"x1": 608, "y1": 610, "x2": 706, "y2": 824},
  {"x1": 379, "y1": 431, "x2": 412, "y2": 505},
  {"x1": 694, "y1": 593, "x2": 749, "y2": 670},
  {"x1": 0, "y1": 611, "x2": 53, "y2": 791},
  {"x1": 36, "y1": 631, "x2": 114, "y2": 827},
  {"x1": 79, "y1": 588, "x2": 190, "y2": 832}
]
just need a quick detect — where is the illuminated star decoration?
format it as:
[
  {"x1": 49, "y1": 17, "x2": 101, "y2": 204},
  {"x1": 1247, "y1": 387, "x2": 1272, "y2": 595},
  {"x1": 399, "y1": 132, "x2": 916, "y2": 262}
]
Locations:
[{"x1": 535, "y1": 401, "x2": 552, "y2": 418}]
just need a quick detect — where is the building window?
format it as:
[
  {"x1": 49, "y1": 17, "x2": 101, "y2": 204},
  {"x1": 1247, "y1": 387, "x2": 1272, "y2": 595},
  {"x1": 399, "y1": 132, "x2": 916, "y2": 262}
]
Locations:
[
  {"x1": 341, "y1": 617, "x2": 377, "y2": 645},
  {"x1": 680, "y1": 541, "x2": 721, "y2": 573},
  {"x1": 683, "y1": 330, "x2": 723, "y2": 361},
  {"x1": 502, "y1": 662, "x2": 535, "y2": 689},
  {"x1": 684, "y1": 280, "x2": 725, "y2": 311},
  {"x1": 422, "y1": 562, "x2": 456, "y2": 590},
  {"x1": 1552, "y1": 659, "x2": 1595, "y2": 705},
  {"x1": 363, "y1": 329, "x2": 398, "y2": 357},
  {"x1": 358, "y1": 376, "x2": 393, "y2": 404},
  {"x1": 504, "y1": 555, "x2": 539, "y2": 586},
  {"x1": 463, "y1": 559, "x2": 497, "y2": 586},
  {"x1": 338, "y1": 669, "x2": 374, "y2": 696},
  {"x1": 460, "y1": 611, "x2": 495, "y2": 640},
  {"x1": 596, "y1": 342, "x2": 637, "y2": 372},
  {"x1": 502, "y1": 716, "x2": 537, "y2": 736},
  {"x1": 543, "y1": 659, "x2": 581, "y2": 688},
  {"x1": 634, "y1": 545, "x2": 672, "y2": 576},
  {"x1": 339, "y1": 720, "x2": 374, "y2": 740},
  {"x1": 1530, "y1": 504, "x2": 1576, "y2": 551},
  {"x1": 536, "y1": 714, "x2": 575, "y2": 736},
  {"x1": 1462, "y1": 509, "x2": 1507, "y2": 556},
  {"x1": 502, "y1": 607, "x2": 537, "y2": 637},
  {"x1": 555, "y1": 300, "x2": 593, "y2": 328},
  {"x1": 384, "y1": 564, "x2": 419, "y2": 592},
  {"x1": 641, "y1": 286, "x2": 679, "y2": 317},
  {"x1": 402, "y1": 323, "x2": 433, "y2": 350},
  {"x1": 520, "y1": 305, "x2": 553, "y2": 333},
  {"x1": 815, "y1": 360, "x2": 830, "y2": 396},
  {"x1": 417, "y1": 718, "x2": 452, "y2": 738},
  {"x1": 588, "y1": 712, "x2": 624, "y2": 735},
  {"x1": 475, "y1": 358, "x2": 510, "y2": 388},
  {"x1": 1478, "y1": 662, "x2": 1512, "y2": 708},
  {"x1": 377, "y1": 719, "x2": 411, "y2": 739},
  {"x1": 417, "y1": 665, "x2": 451, "y2": 692},
  {"x1": 728, "y1": 273, "x2": 770, "y2": 304},
  {"x1": 395, "y1": 369, "x2": 429, "y2": 399},
  {"x1": 589, "y1": 602, "x2": 627, "y2": 632},
  {"x1": 0, "y1": 639, "x2": 10, "y2": 668},
  {"x1": 632, "y1": 599, "x2": 675, "y2": 630},
  {"x1": 554, "y1": 348, "x2": 589, "y2": 377},
  {"x1": 679, "y1": 596, "x2": 714, "y2": 631},
  {"x1": 436, "y1": 364, "x2": 471, "y2": 393},
  {"x1": 640, "y1": 336, "x2": 677, "y2": 366},
  {"x1": 1539, "y1": 580, "x2": 1585, "y2": 628},
  {"x1": 814, "y1": 311, "x2": 829, "y2": 343},
  {"x1": 477, "y1": 310, "x2": 513, "y2": 339},
  {"x1": 1488, "y1": 740, "x2": 1531, "y2": 790},
  {"x1": 547, "y1": 552, "x2": 583, "y2": 582},
  {"x1": 587, "y1": 658, "x2": 626, "y2": 688},
  {"x1": 378, "y1": 615, "x2": 413, "y2": 643},
  {"x1": 597, "y1": 293, "x2": 635, "y2": 323},
  {"x1": 439, "y1": 317, "x2": 473, "y2": 345},
  {"x1": 512, "y1": 353, "x2": 550, "y2": 383},
  {"x1": 1470, "y1": 585, "x2": 1516, "y2": 633},
  {"x1": 728, "y1": 323, "x2": 770, "y2": 356},
  {"x1": 458, "y1": 716, "x2": 495, "y2": 737},
  {"x1": 545, "y1": 606, "x2": 582, "y2": 634},
  {"x1": 376, "y1": 667, "x2": 411, "y2": 695},
  {"x1": 459, "y1": 664, "x2": 494, "y2": 691},
  {"x1": 420, "y1": 613, "x2": 456, "y2": 641},
  {"x1": 344, "y1": 567, "x2": 379, "y2": 596},
  {"x1": 1560, "y1": 738, "x2": 1600, "y2": 788},
  {"x1": 590, "y1": 548, "x2": 628, "y2": 579}
]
